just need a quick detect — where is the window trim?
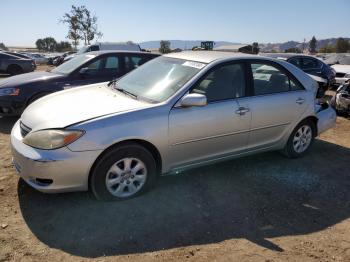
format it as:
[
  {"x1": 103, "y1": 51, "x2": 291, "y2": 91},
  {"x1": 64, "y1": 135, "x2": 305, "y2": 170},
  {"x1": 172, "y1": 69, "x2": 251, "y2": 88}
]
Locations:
[
  {"x1": 248, "y1": 59, "x2": 305, "y2": 97},
  {"x1": 188, "y1": 60, "x2": 249, "y2": 104}
]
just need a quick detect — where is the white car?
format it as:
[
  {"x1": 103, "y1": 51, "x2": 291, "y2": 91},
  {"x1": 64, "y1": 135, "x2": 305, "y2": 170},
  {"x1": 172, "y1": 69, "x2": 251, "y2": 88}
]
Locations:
[
  {"x1": 64, "y1": 42, "x2": 141, "y2": 62},
  {"x1": 331, "y1": 64, "x2": 350, "y2": 86}
]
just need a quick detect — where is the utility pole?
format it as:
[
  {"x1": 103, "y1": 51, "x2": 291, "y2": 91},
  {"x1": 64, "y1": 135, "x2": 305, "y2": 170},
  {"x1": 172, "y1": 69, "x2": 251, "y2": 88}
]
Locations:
[{"x1": 302, "y1": 38, "x2": 306, "y2": 53}]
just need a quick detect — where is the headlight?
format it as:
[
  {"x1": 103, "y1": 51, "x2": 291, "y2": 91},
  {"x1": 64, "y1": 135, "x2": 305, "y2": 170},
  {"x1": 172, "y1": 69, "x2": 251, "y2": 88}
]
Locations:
[
  {"x1": 0, "y1": 88, "x2": 20, "y2": 97},
  {"x1": 23, "y1": 129, "x2": 84, "y2": 150}
]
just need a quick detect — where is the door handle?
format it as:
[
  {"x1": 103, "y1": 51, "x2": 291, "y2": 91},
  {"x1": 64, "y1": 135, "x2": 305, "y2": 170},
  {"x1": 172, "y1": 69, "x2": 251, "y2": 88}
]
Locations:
[
  {"x1": 235, "y1": 107, "x2": 250, "y2": 115},
  {"x1": 296, "y1": 98, "x2": 305, "y2": 104}
]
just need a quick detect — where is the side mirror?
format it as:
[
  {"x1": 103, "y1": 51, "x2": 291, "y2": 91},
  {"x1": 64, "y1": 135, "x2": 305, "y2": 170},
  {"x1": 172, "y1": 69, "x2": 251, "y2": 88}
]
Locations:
[{"x1": 180, "y1": 93, "x2": 207, "y2": 107}]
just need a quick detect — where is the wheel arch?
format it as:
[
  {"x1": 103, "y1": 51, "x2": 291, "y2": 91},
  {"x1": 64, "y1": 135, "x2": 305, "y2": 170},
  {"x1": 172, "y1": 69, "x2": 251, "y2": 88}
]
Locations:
[
  {"x1": 7, "y1": 64, "x2": 23, "y2": 74},
  {"x1": 88, "y1": 139, "x2": 163, "y2": 188}
]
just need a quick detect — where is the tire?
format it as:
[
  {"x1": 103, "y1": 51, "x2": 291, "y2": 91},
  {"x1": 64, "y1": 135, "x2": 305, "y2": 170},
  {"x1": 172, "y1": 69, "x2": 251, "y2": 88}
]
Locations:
[
  {"x1": 283, "y1": 120, "x2": 316, "y2": 158},
  {"x1": 7, "y1": 64, "x2": 23, "y2": 75},
  {"x1": 90, "y1": 143, "x2": 157, "y2": 201}
]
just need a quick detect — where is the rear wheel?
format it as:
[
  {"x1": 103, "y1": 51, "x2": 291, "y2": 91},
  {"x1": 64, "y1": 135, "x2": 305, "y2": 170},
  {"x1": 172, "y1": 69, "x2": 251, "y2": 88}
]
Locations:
[
  {"x1": 283, "y1": 120, "x2": 316, "y2": 158},
  {"x1": 7, "y1": 65, "x2": 23, "y2": 75},
  {"x1": 90, "y1": 143, "x2": 157, "y2": 201}
]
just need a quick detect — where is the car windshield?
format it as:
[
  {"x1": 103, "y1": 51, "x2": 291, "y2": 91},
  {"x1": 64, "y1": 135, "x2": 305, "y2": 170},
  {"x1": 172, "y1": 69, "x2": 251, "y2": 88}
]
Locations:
[
  {"x1": 51, "y1": 54, "x2": 96, "y2": 75},
  {"x1": 115, "y1": 57, "x2": 205, "y2": 103}
]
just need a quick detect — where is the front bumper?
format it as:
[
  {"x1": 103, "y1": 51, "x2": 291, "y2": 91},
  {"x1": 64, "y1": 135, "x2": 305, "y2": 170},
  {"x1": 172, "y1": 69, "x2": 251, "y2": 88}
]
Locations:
[
  {"x1": 0, "y1": 98, "x2": 26, "y2": 116},
  {"x1": 11, "y1": 121, "x2": 102, "y2": 193}
]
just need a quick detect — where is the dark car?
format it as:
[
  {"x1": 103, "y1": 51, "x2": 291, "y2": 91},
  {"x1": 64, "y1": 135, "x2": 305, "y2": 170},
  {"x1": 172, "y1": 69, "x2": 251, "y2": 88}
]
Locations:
[
  {"x1": 0, "y1": 51, "x2": 159, "y2": 116},
  {"x1": 0, "y1": 52, "x2": 36, "y2": 76},
  {"x1": 262, "y1": 53, "x2": 336, "y2": 97},
  {"x1": 52, "y1": 51, "x2": 77, "y2": 66}
]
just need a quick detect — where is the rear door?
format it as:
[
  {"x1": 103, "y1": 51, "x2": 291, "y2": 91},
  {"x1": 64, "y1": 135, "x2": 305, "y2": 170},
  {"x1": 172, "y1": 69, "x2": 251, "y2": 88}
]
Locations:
[{"x1": 241, "y1": 61, "x2": 308, "y2": 150}]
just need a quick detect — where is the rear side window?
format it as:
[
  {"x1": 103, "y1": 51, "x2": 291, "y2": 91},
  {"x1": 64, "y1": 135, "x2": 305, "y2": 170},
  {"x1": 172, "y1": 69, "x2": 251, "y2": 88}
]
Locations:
[
  {"x1": 288, "y1": 57, "x2": 302, "y2": 68},
  {"x1": 124, "y1": 55, "x2": 151, "y2": 72},
  {"x1": 251, "y1": 63, "x2": 303, "y2": 95},
  {"x1": 302, "y1": 58, "x2": 320, "y2": 69},
  {"x1": 191, "y1": 63, "x2": 246, "y2": 102}
]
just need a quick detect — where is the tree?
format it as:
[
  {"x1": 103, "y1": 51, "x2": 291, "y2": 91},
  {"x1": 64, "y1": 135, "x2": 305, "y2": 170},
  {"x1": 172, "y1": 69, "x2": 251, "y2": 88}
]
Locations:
[
  {"x1": 35, "y1": 37, "x2": 57, "y2": 52},
  {"x1": 56, "y1": 41, "x2": 73, "y2": 52},
  {"x1": 252, "y1": 42, "x2": 259, "y2": 54},
  {"x1": 319, "y1": 44, "x2": 335, "y2": 53},
  {"x1": 79, "y1": 6, "x2": 102, "y2": 45},
  {"x1": 335, "y1": 38, "x2": 350, "y2": 53},
  {"x1": 0, "y1": 43, "x2": 8, "y2": 50},
  {"x1": 61, "y1": 5, "x2": 102, "y2": 49},
  {"x1": 61, "y1": 5, "x2": 83, "y2": 50},
  {"x1": 309, "y1": 36, "x2": 317, "y2": 53},
  {"x1": 159, "y1": 40, "x2": 171, "y2": 54},
  {"x1": 285, "y1": 47, "x2": 302, "y2": 53}
]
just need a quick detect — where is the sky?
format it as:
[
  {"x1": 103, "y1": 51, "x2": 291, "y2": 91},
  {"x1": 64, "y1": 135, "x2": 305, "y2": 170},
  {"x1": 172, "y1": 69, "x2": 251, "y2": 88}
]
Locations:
[{"x1": 1, "y1": 0, "x2": 349, "y2": 47}]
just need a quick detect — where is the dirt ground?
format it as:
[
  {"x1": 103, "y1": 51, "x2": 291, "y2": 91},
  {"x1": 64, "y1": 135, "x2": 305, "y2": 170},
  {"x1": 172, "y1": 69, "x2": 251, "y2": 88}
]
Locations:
[{"x1": 0, "y1": 78, "x2": 350, "y2": 261}]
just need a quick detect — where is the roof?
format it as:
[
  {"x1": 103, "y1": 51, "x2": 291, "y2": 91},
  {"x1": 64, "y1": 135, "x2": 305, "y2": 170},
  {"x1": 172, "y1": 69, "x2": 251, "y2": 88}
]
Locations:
[
  {"x1": 164, "y1": 51, "x2": 255, "y2": 63},
  {"x1": 86, "y1": 50, "x2": 160, "y2": 56},
  {"x1": 261, "y1": 53, "x2": 315, "y2": 59}
]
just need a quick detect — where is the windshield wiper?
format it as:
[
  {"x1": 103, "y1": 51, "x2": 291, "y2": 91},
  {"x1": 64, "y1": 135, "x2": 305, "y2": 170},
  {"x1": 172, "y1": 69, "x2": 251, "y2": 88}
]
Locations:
[{"x1": 114, "y1": 86, "x2": 138, "y2": 99}]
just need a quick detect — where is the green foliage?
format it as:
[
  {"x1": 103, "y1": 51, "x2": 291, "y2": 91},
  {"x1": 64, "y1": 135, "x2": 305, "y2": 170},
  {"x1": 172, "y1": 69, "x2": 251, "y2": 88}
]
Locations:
[
  {"x1": 319, "y1": 44, "x2": 335, "y2": 53},
  {"x1": 61, "y1": 5, "x2": 102, "y2": 49},
  {"x1": 285, "y1": 47, "x2": 302, "y2": 53},
  {"x1": 335, "y1": 38, "x2": 350, "y2": 53},
  {"x1": 0, "y1": 43, "x2": 8, "y2": 50},
  {"x1": 309, "y1": 36, "x2": 317, "y2": 53},
  {"x1": 35, "y1": 38, "x2": 72, "y2": 52},
  {"x1": 56, "y1": 41, "x2": 73, "y2": 52},
  {"x1": 35, "y1": 37, "x2": 57, "y2": 52},
  {"x1": 159, "y1": 40, "x2": 171, "y2": 54}
]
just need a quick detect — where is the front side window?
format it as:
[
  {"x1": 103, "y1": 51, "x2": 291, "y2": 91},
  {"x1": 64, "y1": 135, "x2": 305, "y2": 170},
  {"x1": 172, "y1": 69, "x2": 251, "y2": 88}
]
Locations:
[
  {"x1": 51, "y1": 54, "x2": 96, "y2": 75},
  {"x1": 191, "y1": 63, "x2": 246, "y2": 102},
  {"x1": 116, "y1": 57, "x2": 203, "y2": 102},
  {"x1": 251, "y1": 63, "x2": 302, "y2": 95}
]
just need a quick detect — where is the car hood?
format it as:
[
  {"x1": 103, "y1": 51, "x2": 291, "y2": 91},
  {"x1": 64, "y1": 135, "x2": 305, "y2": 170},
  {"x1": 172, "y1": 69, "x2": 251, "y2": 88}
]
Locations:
[
  {"x1": 21, "y1": 83, "x2": 150, "y2": 131},
  {"x1": 0, "y1": 71, "x2": 64, "y2": 88},
  {"x1": 331, "y1": 65, "x2": 350, "y2": 74}
]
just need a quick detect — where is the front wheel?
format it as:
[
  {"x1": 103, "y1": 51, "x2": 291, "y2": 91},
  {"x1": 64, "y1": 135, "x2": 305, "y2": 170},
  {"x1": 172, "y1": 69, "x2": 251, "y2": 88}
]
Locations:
[
  {"x1": 90, "y1": 143, "x2": 157, "y2": 201},
  {"x1": 283, "y1": 120, "x2": 316, "y2": 158}
]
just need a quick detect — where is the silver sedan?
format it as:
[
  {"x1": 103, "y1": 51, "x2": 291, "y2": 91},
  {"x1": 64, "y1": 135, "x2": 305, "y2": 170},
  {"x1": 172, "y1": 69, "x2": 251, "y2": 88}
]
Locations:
[{"x1": 11, "y1": 51, "x2": 336, "y2": 200}]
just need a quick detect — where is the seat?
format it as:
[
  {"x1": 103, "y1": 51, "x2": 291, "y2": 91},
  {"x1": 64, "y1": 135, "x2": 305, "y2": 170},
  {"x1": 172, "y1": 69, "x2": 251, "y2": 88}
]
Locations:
[{"x1": 205, "y1": 68, "x2": 234, "y2": 102}]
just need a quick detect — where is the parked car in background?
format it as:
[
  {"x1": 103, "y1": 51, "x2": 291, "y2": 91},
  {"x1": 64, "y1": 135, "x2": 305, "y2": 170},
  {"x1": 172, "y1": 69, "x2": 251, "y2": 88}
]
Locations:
[
  {"x1": 262, "y1": 53, "x2": 335, "y2": 97},
  {"x1": 330, "y1": 80, "x2": 350, "y2": 115},
  {"x1": 0, "y1": 52, "x2": 35, "y2": 76},
  {"x1": 52, "y1": 51, "x2": 76, "y2": 66},
  {"x1": 29, "y1": 53, "x2": 49, "y2": 64},
  {"x1": 3, "y1": 51, "x2": 33, "y2": 60},
  {"x1": 11, "y1": 51, "x2": 336, "y2": 200},
  {"x1": 64, "y1": 42, "x2": 141, "y2": 63},
  {"x1": 0, "y1": 51, "x2": 159, "y2": 116},
  {"x1": 325, "y1": 55, "x2": 350, "y2": 86}
]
